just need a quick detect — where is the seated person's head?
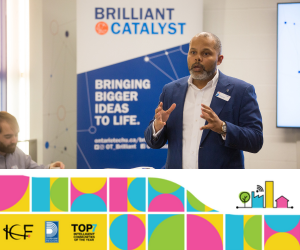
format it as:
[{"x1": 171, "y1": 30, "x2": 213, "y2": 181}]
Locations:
[{"x1": 0, "y1": 112, "x2": 19, "y2": 154}]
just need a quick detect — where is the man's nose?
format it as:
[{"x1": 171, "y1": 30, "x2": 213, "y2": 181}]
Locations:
[
  {"x1": 12, "y1": 136, "x2": 18, "y2": 144},
  {"x1": 195, "y1": 54, "x2": 202, "y2": 62}
]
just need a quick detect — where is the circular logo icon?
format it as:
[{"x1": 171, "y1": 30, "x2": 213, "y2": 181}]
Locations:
[{"x1": 95, "y1": 22, "x2": 108, "y2": 35}]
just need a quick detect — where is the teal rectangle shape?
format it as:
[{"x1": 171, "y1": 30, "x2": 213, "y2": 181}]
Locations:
[
  {"x1": 32, "y1": 177, "x2": 50, "y2": 211},
  {"x1": 226, "y1": 214, "x2": 244, "y2": 250}
]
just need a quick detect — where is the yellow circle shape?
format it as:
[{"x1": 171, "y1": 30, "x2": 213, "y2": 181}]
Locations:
[
  {"x1": 265, "y1": 233, "x2": 300, "y2": 250},
  {"x1": 71, "y1": 178, "x2": 106, "y2": 193}
]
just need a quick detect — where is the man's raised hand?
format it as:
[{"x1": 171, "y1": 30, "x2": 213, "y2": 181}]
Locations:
[
  {"x1": 200, "y1": 104, "x2": 223, "y2": 134},
  {"x1": 154, "y1": 102, "x2": 176, "y2": 132}
]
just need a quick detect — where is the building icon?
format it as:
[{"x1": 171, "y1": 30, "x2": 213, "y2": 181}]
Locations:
[
  {"x1": 237, "y1": 181, "x2": 293, "y2": 209},
  {"x1": 251, "y1": 192, "x2": 263, "y2": 208},
  {"x1": 265, "y1": 181, "x2": 274, "y2": 208},
  {"x1": 276, "y1": 196, "x2": 289, "y2": 208}
]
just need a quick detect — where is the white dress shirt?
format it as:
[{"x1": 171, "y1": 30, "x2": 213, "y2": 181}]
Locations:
[
  {"x1": 153, "y1": 70, "x2": 221, "y2": 169},
  {"x1": 182, "y1": 70, "x2": 219, "y2": 169}
]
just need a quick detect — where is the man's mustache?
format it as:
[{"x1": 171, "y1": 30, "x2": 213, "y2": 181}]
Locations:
[{"x1": 191, "y1": 63, "x2": 205, "y2": 70}]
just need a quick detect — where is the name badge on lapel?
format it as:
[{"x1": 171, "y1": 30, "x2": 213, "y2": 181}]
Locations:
[{"x1": 216, "y1": 91, "x2": 231, "y2": 101}]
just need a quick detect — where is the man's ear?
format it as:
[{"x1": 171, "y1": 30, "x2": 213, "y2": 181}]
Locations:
[{"x1": 217, "y1": 55, "x2": 224, "y2": 66}]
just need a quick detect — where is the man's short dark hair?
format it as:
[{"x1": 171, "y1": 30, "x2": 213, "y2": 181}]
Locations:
[
  {"x1": 0, "y1": 112, "x2": 19, "y2": 133},
  {"x1": 194, "y1": 32, "x2": 222, "y2": 55}
]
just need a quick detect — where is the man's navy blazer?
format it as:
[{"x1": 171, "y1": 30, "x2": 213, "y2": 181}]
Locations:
[{"x1": 144, "y1": 71, "x2": 263, "y2": 169}]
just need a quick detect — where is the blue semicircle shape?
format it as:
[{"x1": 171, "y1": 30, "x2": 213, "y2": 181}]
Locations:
[
  {"x1": 128, "y1": 178, "x2": 145, "y2": 211},
  {"x1": 110, "y1": 215, "x2": 127, "y2": 249},
  {"x1": 71, "y1": 194, "x2": 106, "y2": 212}
]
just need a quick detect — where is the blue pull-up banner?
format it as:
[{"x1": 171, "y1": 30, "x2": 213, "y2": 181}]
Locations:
[{"x1": 77, "y1": 0, "x2": 203, "y2": 169}]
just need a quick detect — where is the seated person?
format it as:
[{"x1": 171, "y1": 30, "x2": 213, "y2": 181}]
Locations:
[{"x1": 0, "y1": 112, "x2": 65, "y2": 169}]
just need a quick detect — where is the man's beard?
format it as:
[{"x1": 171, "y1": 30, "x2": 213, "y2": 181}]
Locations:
[
  {"x1": 189, "y1": 61, "x2": 217, "y2": 80},
  {"x1": 0, "y1": 142, "x2": 16, "y2": 154}
]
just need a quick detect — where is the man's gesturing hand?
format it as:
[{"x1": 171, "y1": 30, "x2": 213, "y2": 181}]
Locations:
[
  {"x1": 154, "y1": 102, "x2": 176, "y2": 132},
  {"x1": 50, "y1": 161, "x2": 65, "y2": 169},
  {"x1": 200, "y1": 104, "x2": 223, "y2": 134}
]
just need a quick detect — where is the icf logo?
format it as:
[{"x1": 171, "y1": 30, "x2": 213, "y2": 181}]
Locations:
[
  {"x1": 94, "y1": 7, "x2": 186, "y2": 35},
  {"x1": 45, "y1": 221, "x2": 59, "y2": 243},
  {"x1": 3, "y1": 224, "x2": 33, "y2": 240}
]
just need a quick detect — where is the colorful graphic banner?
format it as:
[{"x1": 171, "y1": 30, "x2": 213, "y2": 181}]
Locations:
[
  {"x1": 77, "y1": 0, "x2": 203, "y2": 169},
  {"x1": 1, "y1": 172, "x2": 300, "y2": 249}
]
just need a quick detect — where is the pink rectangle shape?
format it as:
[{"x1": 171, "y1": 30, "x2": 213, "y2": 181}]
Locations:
[{"x1": 109, "y1": 178, "x2": 128, "y2": 212}]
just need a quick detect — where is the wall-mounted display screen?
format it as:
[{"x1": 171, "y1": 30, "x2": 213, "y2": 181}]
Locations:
[{"x1": 277, "y1": 3, "x2": 300, "y2": 127}]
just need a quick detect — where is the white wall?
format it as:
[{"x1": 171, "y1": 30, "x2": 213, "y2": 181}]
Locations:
[
  {"x1": 30, "y1": 0, "x2": 43, "y2": 164},
  {"x1": 42, "y1": 0, "x2": 76, "y2": 168},
  {"x1": 204, "y1": 0, "x2": 300, "y2": 168}
]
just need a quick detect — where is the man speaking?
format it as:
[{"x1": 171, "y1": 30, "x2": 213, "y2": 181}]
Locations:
[
  {"x1": 144, "y1": 32, "x2": 263, "y2": 169},
  {"x1": 0, "y1": 112, "x2": 65, "y2": 169}
]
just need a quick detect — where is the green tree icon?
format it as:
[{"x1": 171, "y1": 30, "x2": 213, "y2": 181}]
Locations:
[{"x1": 239, "y1": 192, "x2": 251, "y2": 207}]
